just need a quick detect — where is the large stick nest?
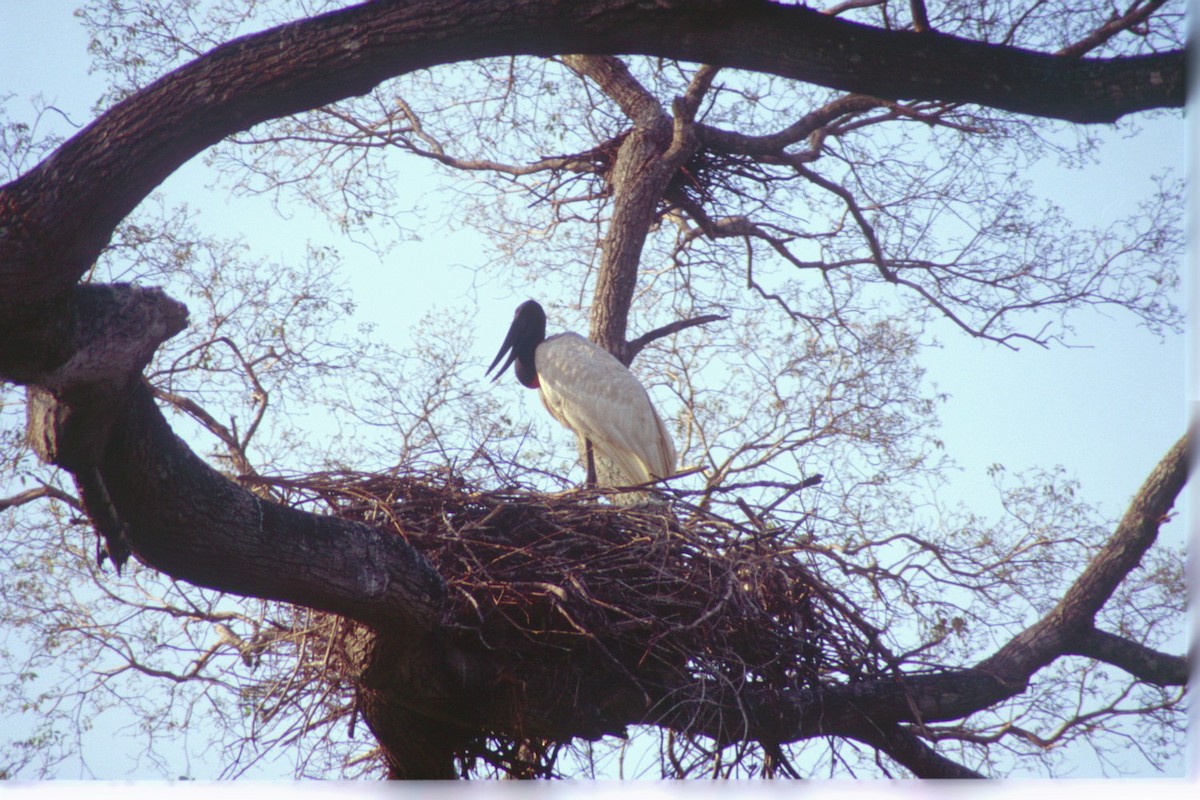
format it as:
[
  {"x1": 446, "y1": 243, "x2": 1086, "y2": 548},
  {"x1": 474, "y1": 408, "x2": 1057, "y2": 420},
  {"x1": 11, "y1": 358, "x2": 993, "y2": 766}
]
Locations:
[{"x1": 257, "y1": 469, "x2": 890, "y2": 774}]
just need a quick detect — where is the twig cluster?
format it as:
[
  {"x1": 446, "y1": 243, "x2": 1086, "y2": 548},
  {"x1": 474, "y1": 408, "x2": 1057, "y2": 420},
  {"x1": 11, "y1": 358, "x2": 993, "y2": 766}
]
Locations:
[{"x1": 258, "y1": 469, "x2": 889, "y2": 776}]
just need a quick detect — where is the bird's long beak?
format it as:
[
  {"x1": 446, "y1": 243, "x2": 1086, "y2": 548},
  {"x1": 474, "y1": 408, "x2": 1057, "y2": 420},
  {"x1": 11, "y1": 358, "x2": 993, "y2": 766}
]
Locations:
[{"x1": 485, "y1": 323, "x2": 519, "y2": 382}]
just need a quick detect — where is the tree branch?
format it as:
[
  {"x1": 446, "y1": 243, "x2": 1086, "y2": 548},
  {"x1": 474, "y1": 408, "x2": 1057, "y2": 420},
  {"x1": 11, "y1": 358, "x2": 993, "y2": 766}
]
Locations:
[
  {"x1": 696, "y1": 94, "x2": 887, "y2": 157},
  {"x1": 626, "y1": 314, "x2": 728, "y2": 362},
  {"x1": 565, "y1": 55, "x2": 678, "y2": 357},
  {"x1": 647, "y1": 666, "x2": 1012, "y2": 754},
  {"x1": 152, "y1": 386, "x2": 261, "y2": 483},
  {"x1": 32, "y1": 367, "x2": 450, "y2": 633},
  {"x1": 560, "y1": 54, "x2": 665, "y2": 127},
  {"x1": 0, "y1": 484, "x2": 83, "y2": 514},
  {"x1": 909, "y1": 0, "x2": 932, "y2": 33},
  {"x1": 1057, "y1": 0, "x2": 1171, "y2": 58},
  {"x1": 979, "y1": 424, "x2": 1191, "y2": 684},
  {"x1": 1066, "y1": 626, "x2": 1187, "y2": 686},
  {"x1": 673, "y1": 64, "x2": 720, "y2": 124},
  {"x1": 847, "y1": 722, "x2": 982, "y2": 778}
]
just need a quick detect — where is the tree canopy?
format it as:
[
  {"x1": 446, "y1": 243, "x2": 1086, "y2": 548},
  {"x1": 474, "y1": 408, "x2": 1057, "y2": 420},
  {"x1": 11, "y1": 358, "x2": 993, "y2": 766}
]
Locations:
[{"x1": 0, "y1": 0, "x2": 1188, "y2": 780}]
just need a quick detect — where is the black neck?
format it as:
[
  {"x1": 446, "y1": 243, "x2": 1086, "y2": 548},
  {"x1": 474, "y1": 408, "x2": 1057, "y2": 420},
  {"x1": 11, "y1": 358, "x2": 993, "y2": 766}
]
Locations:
[{"x1": 515, "y1": 346, "x2": 539, "y2": 388}]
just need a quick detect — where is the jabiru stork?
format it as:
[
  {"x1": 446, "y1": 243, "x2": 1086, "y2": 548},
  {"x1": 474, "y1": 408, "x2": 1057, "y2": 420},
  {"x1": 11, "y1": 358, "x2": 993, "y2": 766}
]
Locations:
[{"x1": 486, "y1": 300, "x2": 677, "y2": 502}]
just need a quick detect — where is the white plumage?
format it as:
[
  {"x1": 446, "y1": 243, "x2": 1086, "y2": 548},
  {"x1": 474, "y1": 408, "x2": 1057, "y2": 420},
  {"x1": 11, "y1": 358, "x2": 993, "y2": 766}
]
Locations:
[
  {"x1": 486, "y1": 300, "x2": 676, "y2": 500},
  {"x1": 535, "y1": 332, "x2": 676, "y2": 487}
]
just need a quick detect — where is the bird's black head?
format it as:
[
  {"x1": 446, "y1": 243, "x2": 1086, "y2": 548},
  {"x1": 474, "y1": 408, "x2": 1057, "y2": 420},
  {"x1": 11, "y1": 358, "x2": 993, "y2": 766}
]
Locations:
[{"x1": 485, "y1": 299, "x2": 547, "y2": 389}]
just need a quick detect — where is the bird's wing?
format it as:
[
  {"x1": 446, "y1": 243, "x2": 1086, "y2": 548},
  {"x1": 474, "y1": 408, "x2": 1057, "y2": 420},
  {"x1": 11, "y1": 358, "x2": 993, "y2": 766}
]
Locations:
[{"x1": 535, "y1": 333, "x2": 676, "y2": 486}]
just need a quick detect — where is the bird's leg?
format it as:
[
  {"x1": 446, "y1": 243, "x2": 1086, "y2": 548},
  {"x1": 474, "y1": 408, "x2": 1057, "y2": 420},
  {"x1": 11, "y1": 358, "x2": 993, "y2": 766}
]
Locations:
[{"x1": 584, "y1": 438, "x2": 598, "y2": 488}]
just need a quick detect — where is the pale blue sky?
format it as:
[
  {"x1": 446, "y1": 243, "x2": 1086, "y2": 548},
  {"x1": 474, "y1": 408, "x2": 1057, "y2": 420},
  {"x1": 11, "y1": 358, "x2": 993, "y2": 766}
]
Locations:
[{"x1": 0, "y1": 0, "x2": 1192, "y2": 781}]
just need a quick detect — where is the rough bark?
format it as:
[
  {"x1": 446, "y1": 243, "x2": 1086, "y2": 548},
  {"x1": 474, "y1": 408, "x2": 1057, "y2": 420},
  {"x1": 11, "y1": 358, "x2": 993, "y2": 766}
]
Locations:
[
  {"x1": 561, "y1": 54, "x2": 698, "y2": 359},
  {"x1": 34, "y1": 376, "x2": 450, "y2": 631},
  {"x1": 354, "y1": 629, "x2": 483, "y2": 779}
]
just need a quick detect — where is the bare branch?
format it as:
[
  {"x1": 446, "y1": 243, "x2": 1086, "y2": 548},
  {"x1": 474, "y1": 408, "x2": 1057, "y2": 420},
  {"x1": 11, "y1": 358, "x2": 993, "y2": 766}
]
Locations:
[
  {"x1": 626, "y1": 314, "x2": 728, "y2": 362},
  {"x1": 0, "y1": 483, "x2": 83, "y2": 513},
  {"x1": 1066, "y1": 626, "x2": 1187, "y2": 686},
  {"x1": 560, "y1": 54, "x2": 665, "y2": 127},
  {"x1": 1058, "y1": 0, "x2": 1171, "y2": 58},
  {"x1": 696, "y1": 94, "x2": 887, "y2": 157},
  {"x1": 674, "y1": 64, "x2": 720, "y2": 124},
  {"x1": 910, "y1": 0, "x2": 932, "y2": 33},
  {"x1": 980, "y1": 424, "x2": 1191, "y2": 682},
  {"x1": 848, "y1": 722, "x2": 982, "y2": 778},
  {"x1": 152, "y1": 387, "x2": 260, "y2": 482}
]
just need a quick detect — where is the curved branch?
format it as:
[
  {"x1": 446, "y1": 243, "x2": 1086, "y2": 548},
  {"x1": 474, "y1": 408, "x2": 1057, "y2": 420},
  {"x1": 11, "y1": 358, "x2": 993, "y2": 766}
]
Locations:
[
  {"x1": 979, "y1": 424, "x2": 1191, "y2": 684},
  {"x1": 696, "y1": 94, "x2": 887, "y2": 156},
  {"x1": 0, "y1": 484, "x2": 83, "y2": 514},
  {"x1": 29, "y1": 337, "x2": 448, "y2": 632},
  {"x1": 626, "y1": 314, "x2": 728, "y2": 362},
  {"x1": 103, "y1": 382, "x2": 449, "y2": 630},
  {"x1": 1, "y1": 0, "x2": 1183, "y2": 319},
  {"x1": 1066, "y1": 626, "x2": 1188, "y2": 686},
  {"x1": 1057, "y1": 0, "x2": 1172, "y2": 58},
  {"x1": 847, "y1": 722, "x2": 982, "y2": 778},
  {"x1": 648, "y1": 666, "x2": 1012, "y2": 752}
]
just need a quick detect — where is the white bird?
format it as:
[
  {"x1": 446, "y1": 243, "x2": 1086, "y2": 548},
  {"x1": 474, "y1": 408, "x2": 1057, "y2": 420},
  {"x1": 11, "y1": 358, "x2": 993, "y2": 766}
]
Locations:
[{"x1": 486, "y1": 300, "x2": 676, "y2": 501}]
